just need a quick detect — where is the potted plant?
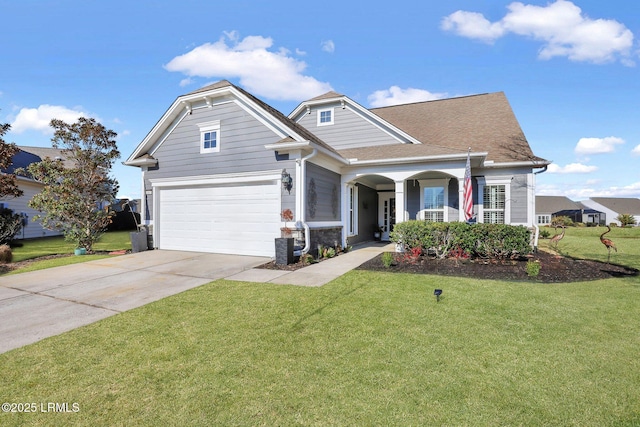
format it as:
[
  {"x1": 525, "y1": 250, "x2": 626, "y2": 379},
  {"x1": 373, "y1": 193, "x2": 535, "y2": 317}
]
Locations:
[
  {"x1": 373, "y1": 225, "x2": 383, "y2": 241},
  {"x1": 275, "y1": 209, "x2": 295, "y2": 265}
]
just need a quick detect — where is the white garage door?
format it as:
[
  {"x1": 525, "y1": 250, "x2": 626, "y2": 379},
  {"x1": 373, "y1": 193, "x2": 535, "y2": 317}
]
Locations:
[{"x1": 156, "y1": 181, "x2": 281, "y2": 257}]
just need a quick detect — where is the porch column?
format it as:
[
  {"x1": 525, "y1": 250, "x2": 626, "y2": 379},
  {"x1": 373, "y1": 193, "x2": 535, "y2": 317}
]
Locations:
[{"x1": 395, "y1": 180, "x2": 406, "y2": 224}]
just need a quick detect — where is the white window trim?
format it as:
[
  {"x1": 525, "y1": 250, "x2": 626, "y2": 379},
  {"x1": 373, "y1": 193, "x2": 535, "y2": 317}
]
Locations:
[
  {"x1": 418, "y1": 179, "x2": 450, "y2": 222},
  {"x1": 317, "y1": 108, "x2": 334, "y2": 126},
  {"x1": 198, "y1": 120, "x2": 220, "y2": 153},
  {"x1": 477, "y1": 177, "x2": 511, "y2": 224},
  {"x1": 347, "y1": 184, "x2": 358, "y2": 236}
]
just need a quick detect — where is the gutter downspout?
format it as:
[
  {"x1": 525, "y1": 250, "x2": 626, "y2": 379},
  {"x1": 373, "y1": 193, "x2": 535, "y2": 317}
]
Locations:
[
  {"x1": 294, "y1": 148, "x2": 317, "y2": 256},
  {"x1": 531, "y1": 165, "x2": 548, "y2": 250}
]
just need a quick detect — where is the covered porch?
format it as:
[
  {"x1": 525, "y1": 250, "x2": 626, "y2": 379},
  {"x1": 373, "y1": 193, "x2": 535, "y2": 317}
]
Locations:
[{"x1": 342, "y1": 167, "x2": 471, "y2": 245}]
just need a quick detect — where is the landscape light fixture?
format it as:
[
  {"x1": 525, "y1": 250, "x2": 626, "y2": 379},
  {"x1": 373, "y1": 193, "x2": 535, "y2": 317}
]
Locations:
[
  {"x1": 434, "y1": 289, "x2": 442, "y2": 302},
  {"x1": 281, "y1": 169, "x2": 293, "y2": 194}
]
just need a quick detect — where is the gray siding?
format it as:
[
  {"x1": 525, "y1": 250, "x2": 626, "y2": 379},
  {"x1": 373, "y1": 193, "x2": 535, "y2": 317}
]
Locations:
[
  {"x1": 448, "y1": 178, "x2": 460, "y2": 221},
  {"x1": 406, "y1": 181, "x2": 421, "y2": 220},
  {"x1": 511, "y1": 174, "x2": 529, "y2": 223},
  {"x1": 306, "y1": 162, "x2": 341, "y2": 221},
  {"x1": 143, "y1": 101, "x2": 296, "y2": 220},
  {"x1": 295, "y1": 102, "x2": 400, "y2": 150}
]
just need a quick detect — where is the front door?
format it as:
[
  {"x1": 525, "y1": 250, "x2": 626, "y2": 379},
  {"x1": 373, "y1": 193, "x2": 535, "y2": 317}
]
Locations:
[{"x1": 379, "y1": 192, "x2": 396, "y2": 241}]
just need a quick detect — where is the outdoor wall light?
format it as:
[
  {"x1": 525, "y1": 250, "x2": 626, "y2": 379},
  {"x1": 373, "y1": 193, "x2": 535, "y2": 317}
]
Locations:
[
  {"x1": 434, "y1": 289, "x2": 443, "y2": 302},
  {"x1": 281, "y1": 169, "x2": 293, "y2": 194}
]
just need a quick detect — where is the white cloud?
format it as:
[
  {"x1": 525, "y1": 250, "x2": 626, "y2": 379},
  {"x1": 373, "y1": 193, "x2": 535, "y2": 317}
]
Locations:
[
  {"x1": 546, "y1": 162, "x2": 598, "y2": 174},
  {"x1": 321, "y1": 40, "x2": 335, "y2": 53},
  {"x1": 164, "y1": 32, "x2": 333, "y2": 101},
  {"x1": 10, "y1": 105, "x2": 89, "y2": 134},
  {"x1": 441, "y1": 0, "x2": 635, "y2": 65},
  {"x1": 575, "y1": 136, "x2": 625, "y2": 155},
  {"x1": 441, "y1": 10, "x2": 506, "y2": 43},
  {"x1": 632, "y1": 144, "x2": 640, "y2": 156},
  {"x1": 368, "y1": 86, "x2": 449, "y2": 108}
]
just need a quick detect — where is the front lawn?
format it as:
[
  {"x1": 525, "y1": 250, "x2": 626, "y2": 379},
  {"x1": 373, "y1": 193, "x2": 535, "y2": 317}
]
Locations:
[
  {"x1": 1, "y1": 226, "x2": 638, "y2": 425},
  {"x1": 3, "y1": 231, "x2": 132, "y2": 274},
  {"x1": 540, "y1": 225, "x2": 640, "y2": 267},
  {"x1": 1, "y1": 274, "x2": 639, "y2": 424}
]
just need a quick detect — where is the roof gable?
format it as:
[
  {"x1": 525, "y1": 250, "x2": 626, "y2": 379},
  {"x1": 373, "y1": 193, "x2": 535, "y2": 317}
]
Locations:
[{"x1": 126, "y1": 80, "x2": 339, "y2": 165}]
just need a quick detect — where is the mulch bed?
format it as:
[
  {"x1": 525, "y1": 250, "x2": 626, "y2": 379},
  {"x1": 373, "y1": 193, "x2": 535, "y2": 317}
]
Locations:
[{"x1": 356, "y1": 250, "x2": 638, "y2": 283}]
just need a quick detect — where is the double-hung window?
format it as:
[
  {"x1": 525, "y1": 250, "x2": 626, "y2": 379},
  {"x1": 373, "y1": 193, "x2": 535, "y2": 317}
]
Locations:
[
  {"x1": 198, "y1": 120, "x2": 220, "y2": 153},
  {"x1": 419, "y1": 179, "x2": 449, "y2": 222}
]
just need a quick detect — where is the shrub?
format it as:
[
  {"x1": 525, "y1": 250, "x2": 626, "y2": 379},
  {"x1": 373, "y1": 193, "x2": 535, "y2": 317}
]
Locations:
[
  {"x1": 0, "y1": 244, "x2": 11, "y2": 263},
  {"x1": 389, "y1": 220, "x2": 432, "y2": 251},
  {"x1": 539, "y1": 229, "x2": 551, "y2": 239},
  {"x1": 402, "y1": 246, "x2": 422, "y2": 264},
  {"x1": 616, "y1": 214, "x2": 637, "y2": 227},
  {"x1": 381, "y1": 252, "x2": 394, "y2": 268},
  {"x1": 526, "y1": 260, "x2": 541, "y2": 277},
  {"x1": 551, "y1": 216, "x2": 574, "y2": 227},
  {"x1": 390, "y1": 220, "x2": 532, "y2": 260},
  {"x1": 0, "y1": 207, "x2": 22, "y2": 245}
]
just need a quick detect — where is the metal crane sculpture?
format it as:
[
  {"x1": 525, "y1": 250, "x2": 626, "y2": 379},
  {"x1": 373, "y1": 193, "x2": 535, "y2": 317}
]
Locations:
[
  {"x1": 549, "y1": 225, "x2": 565, "y2": 250},
  {"x1": 599, "y1": 225, "x2": 617, "y2": 263}
]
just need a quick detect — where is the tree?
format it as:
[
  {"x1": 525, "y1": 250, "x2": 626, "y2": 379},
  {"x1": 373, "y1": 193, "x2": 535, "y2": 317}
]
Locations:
[
  {"x1": 0, "y1": 120, "x2": 23, "y2": 199},
  {"x1": 25, "y1": 117, "x2": 120, "y2": 252},
  {"x1": 616, "y1": 213, "x2": 637, "y2": 227},
  {"x1": 0, "y1": 120, "x2": 24, "y2": 245}
]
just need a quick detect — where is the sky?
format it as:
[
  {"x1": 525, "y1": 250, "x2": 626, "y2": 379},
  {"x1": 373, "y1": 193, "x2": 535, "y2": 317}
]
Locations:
[{"x1": 1, "y1": 0, "x2": 639, "y2": 201}]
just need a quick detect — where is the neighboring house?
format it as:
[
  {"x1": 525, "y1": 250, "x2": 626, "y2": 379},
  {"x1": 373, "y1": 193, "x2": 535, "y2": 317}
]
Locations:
[
  {"x1": 0, "y1": 146, "x2": 71, "y2": 239},
  {"x1": 125, "y1": 80, "x2": 549, "y2": 257},
  {"x1": 535, "y1": 195, "x2": 605, "y2": 225},
  {"x1": 581, "y1": 197, "x2": 640, "y2": 226}
]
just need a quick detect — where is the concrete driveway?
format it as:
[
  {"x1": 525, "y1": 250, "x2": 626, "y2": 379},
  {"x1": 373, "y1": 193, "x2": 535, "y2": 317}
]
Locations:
[{"x1": 0, "y1": 250, "x2": 269, "y2": 354}]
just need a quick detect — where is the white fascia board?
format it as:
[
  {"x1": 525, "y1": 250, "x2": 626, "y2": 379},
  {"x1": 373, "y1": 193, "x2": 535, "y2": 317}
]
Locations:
[
  {"x1": 483, "y1": 160, "x2": 550, "y2": 168},
  {"x1": 123, "y1": 157, "x2": 158, "y2": 167},
  {"x1": 349, "y1": 152, "x2": 488, "y2": 166},
  {"x1": 264, "y1": 141, "x2": 311, "y2": 151},
  {"x1": 289, "y1": 96, "x2": 345, "y2": 118}
]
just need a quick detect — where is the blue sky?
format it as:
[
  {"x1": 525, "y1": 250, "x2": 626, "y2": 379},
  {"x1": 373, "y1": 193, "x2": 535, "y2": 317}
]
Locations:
[{"x1": 2, "y1": 0, "x2": 639, "y2": 201}]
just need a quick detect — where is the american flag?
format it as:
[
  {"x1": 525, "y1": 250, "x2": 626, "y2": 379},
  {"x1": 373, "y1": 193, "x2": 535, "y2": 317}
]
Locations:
[{"x1": 463, "y1": 149, "x2": 473, "y2": 221}]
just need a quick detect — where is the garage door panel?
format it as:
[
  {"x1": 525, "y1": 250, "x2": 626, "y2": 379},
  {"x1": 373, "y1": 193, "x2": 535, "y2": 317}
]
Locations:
[{"x1": 157, "y1": 180, "x2": 281, "y2": 257}]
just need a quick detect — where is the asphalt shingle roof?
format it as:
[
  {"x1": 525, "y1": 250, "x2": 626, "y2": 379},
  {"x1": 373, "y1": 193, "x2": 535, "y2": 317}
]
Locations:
[{"x1": 370, "y1": 92, "x2": 547, "y2": 164}]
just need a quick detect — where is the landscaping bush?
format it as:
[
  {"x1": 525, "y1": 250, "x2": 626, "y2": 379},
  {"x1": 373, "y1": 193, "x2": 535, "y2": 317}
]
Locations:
[
  {"x1": 0, "y1": 207, "x2": 22, "y2": 245},
  {"x1": 0, "y1": 244, "x2": 12, "y2": 263},
  {"x1": 391, "y1": 221, "x2": 532, "y2": 260},
  {"x1": 551, "y1": 215, "x2": 574, "y2": 227}
]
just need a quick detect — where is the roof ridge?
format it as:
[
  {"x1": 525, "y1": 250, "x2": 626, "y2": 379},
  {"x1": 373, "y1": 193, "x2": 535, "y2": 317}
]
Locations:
[{"x1": 369, "y1": 91, "x2": 500, "y2": 111}]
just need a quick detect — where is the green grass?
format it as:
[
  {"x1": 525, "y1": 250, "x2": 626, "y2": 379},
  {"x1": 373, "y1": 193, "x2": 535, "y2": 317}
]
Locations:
[
  {"x1": 540, "y1": 225, "x2": 640, "y2": 267},
  {"x1": 1, "y1": 228, "x2": 639, "y2": 426},
  {"x1": 4, "y1": 231, "x2": 132, "y2": 274}
]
